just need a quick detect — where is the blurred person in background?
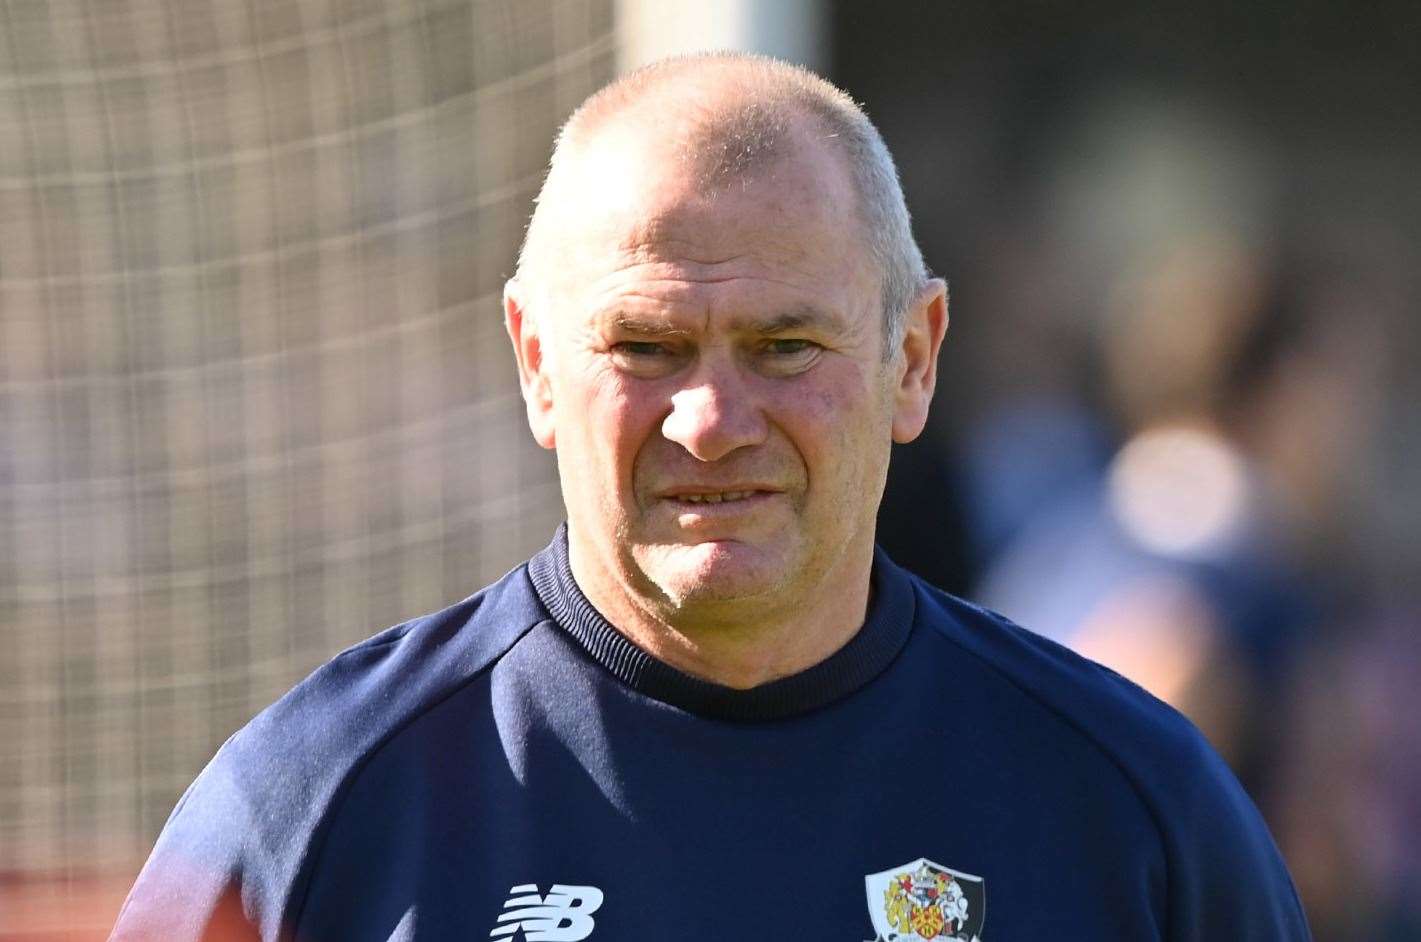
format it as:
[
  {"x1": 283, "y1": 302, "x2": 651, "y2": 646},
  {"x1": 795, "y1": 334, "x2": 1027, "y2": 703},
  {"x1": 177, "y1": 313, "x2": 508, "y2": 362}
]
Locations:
[
  {"x1": 974, "y1": 239, "x2": 1327, "y2": 791},
  {"x1": 944, "y1": 105, "x2": 1416, "y2": 937},
  {"x1": 109, "y1": 54, "x2": 1309, "y2": 941}
]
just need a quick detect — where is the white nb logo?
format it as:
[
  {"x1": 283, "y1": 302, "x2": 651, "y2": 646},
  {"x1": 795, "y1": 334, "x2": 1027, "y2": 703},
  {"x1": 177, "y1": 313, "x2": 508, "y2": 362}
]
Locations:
[{"x1": 489, "y1": 884, "x2": 604, "y2": 941}]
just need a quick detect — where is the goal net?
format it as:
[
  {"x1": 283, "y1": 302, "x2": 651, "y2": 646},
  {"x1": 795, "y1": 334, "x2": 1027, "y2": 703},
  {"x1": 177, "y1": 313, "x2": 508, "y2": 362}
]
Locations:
[{"x1": 0, "y1": 0, "x2": 613, "y2": 898}]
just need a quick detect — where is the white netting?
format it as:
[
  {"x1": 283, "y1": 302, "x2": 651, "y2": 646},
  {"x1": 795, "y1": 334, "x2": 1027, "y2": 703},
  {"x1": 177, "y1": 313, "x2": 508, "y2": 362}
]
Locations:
[{"x1": 0, "y1": 0, "x2": 613, "y2": 877}]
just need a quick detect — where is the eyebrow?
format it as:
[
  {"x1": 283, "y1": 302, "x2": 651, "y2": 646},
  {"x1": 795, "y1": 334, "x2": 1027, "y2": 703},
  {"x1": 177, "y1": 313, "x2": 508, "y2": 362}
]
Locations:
[
  {"x1": 741, "y1": 306, "x2": 845, "y2": 335},
  {"x1": 604, "y1": 305, "x2": 846, "y2": 337},
  {"x1": 607, "y1": 314, "x2": 692, "y2": 338}
]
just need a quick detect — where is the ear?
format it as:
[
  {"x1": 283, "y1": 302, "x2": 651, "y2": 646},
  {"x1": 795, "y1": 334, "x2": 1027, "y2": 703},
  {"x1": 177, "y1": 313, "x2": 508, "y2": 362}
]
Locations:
[
  {"x1": 504, "y1": 279, "x2": 557, "y2": 450},
  {"x1": 890, "y1": 278, "x2": 949, "y2": 444}
]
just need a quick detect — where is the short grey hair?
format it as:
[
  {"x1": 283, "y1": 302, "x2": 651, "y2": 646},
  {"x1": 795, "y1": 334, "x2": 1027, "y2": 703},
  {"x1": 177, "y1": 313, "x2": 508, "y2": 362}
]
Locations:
[{"x1": 516, "y1": 53, "x2": 929, "y2": 353}]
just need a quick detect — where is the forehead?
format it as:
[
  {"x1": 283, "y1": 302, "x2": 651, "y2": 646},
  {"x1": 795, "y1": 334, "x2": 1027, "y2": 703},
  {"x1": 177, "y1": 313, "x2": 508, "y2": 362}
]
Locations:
[{"x1": 540, "y1": 117, "x2": 876, "y2": 316}]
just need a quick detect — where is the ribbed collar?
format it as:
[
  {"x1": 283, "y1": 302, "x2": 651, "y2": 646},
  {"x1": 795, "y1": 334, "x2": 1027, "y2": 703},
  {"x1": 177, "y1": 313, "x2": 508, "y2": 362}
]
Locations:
[{"x1": 526, "y1": 525, "x2": 916, "y2": 722}]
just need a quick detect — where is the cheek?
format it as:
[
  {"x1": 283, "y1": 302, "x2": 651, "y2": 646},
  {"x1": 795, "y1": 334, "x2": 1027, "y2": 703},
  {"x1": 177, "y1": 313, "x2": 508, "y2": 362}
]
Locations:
[
  {"x1": 781, "y1": 363, "x2": 885, "y2": 441},
  {"x1": 561, "y1": 370, "x2": 667, "y2": 481},
  {"x1": 773, "y1": 368, "x2": 893, "y2": 493}
]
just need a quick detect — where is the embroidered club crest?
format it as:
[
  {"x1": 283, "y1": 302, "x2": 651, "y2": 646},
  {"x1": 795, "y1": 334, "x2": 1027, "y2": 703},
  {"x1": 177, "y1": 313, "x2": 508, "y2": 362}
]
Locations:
[{"x1": 864, "y1": 858, "x2": 985, "y2": 941}]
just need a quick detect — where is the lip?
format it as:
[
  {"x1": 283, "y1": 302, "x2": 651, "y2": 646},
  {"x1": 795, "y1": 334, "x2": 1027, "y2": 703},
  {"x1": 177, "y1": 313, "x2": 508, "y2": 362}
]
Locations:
[
  {"x1": 660, "y1": 490, "x2": 782, "y2": 521},
  {"x1": 654, "y1": 485, "x2": 783, "y2": 501},
  {"x1": 654, "y1": 487, "x2": 783, "y2": 515}
]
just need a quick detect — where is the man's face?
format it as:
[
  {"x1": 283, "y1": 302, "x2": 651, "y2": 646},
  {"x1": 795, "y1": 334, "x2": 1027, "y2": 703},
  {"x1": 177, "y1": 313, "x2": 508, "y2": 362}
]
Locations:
[{"x1": 508, "y1": 121, "x2": 936, "y2": 624}]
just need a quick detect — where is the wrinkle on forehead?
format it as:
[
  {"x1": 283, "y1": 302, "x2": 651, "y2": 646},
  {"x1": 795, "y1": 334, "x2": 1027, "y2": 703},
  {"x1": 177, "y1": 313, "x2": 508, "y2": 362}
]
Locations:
[
  {"x1": 527, "y1": 110, "x2": 878, "y2": 335},
  {"x1": 609, "y1": 199, "x2": 837, "y2": 274},
  {"x1": 605, "y1": 303, "x2": 854, "y2": 337}
]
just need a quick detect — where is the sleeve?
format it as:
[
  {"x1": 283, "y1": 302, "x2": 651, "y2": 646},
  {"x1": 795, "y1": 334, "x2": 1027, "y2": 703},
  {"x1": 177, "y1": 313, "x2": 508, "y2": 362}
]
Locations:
[
  {"x1": 108, "y1": 739, "x2": 283, "y2": 942},
  {"x1": 1160, "y1": 730, "x2": 1312, "y2": 941}
]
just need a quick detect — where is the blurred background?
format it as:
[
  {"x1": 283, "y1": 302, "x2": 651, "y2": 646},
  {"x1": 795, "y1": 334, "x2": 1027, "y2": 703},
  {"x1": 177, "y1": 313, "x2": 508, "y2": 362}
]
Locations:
[{"x1": 0, "y1": 1, "x2": 1416, "y2": 937}]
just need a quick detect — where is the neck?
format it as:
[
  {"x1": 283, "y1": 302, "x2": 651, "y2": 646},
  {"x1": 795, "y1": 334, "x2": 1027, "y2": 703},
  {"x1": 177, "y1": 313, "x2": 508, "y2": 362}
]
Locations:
[{"x1": 566, "y1": 533, "x2": 875, "y2": 689}]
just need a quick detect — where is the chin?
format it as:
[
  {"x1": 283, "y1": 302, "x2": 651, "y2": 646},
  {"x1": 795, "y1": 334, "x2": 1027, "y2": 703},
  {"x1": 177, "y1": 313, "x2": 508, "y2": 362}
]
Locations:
[{"x1": 639, "y1": 539, "x2": 792, "y2": 607}]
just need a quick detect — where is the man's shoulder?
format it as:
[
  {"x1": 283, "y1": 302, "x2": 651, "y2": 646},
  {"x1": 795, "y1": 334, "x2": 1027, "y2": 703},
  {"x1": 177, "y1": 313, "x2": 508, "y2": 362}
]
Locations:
[
  {"x1": 910, "y1": 577, "x2": 1211, "y2": 775},
  {"x1": 111, "y1": 561, "x2": 549, "y2": 940},
  {"x1": 905, "y1": 573, "x2": 1308, "y2": 935},
  {"x1": 222, "y1": 559, "x2": 546, "y2": 807}
]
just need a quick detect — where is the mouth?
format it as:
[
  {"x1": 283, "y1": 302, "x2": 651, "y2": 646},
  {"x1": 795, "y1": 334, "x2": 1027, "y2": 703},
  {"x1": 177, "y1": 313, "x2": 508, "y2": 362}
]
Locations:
[
  {"x1": 656, "y1": 487, "x2": 782, "y2": 513},
  {"x1": 675, "y1": 490, "x2": 762, "y2": 504}
]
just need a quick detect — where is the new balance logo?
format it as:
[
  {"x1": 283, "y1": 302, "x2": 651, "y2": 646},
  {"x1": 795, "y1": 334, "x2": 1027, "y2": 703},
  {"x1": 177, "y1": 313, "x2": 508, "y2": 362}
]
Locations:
[{"x1": 489, "y1": 884, "x2": 604, "y2": 941}]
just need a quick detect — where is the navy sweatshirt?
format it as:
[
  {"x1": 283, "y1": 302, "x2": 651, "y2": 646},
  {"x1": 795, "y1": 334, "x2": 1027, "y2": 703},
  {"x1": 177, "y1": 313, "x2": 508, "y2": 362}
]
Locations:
[{"x1": 111, "y1": 527, "x2": 1310, "y2": 941}]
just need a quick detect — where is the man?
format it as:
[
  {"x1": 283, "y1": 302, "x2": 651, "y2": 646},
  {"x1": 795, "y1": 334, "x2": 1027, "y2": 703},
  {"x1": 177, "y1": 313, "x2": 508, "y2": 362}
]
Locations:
[{"x1": 112, "y1": 54, "x2": 1309, "y2": 941}]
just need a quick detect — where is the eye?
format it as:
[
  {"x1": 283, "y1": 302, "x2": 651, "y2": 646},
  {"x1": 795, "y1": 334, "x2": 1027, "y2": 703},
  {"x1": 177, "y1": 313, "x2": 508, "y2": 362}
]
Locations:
[
  {"x1": 608, "y1": 340, "x2": 686, "y2": 377},
  {"x1": 754, "y1": 338, "x2": 822, "y2": 376},
  {"x1": 764, "y1": 338, "x2": 818, "y2": 356},
  {"x1": 610, "y1": 341, "x2": 670, "y2": 358}
]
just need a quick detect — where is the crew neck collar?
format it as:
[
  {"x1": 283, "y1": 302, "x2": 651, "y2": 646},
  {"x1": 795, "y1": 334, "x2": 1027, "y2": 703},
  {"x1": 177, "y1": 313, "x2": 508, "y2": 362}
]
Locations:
[{"x1": 526, "y1": 525, "x2": 916, "y2": 722}]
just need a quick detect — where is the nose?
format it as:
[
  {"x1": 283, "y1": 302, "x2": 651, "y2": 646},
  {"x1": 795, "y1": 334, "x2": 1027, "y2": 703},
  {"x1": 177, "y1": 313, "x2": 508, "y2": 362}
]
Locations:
[{"x1": 661, "y1": 366, "x2": 768, "y2": 462}]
